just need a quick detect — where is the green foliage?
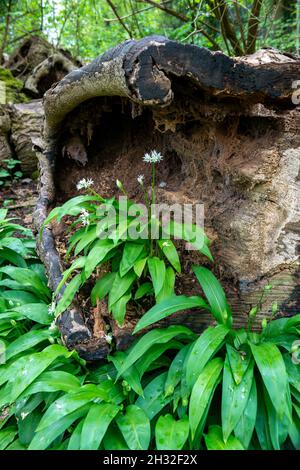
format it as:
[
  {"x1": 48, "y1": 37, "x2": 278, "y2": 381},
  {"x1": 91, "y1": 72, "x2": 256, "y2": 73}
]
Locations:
[
  {"x1": 41, "y1": 154, "x2": 212, "y2": 328},
  {"x1": 0, "y1": 159, "x2": 23, "y2": 187},
  {"x1": 1, "y1": 209, "x2": 300, "y2": 450}
]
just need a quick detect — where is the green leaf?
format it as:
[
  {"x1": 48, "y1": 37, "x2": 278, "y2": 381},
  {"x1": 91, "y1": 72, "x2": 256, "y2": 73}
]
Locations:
[
  {"x1": 192, "y1": 266, "x2": 232, "y2": 327},
  {"x1": 54, "y1": 257, "x2": 86, "y2": 296},
  {"x1": 133, "y1": 257, "x2": 147, "y2": 277},
  {"x1": 55, "y1": 274, "x2": 82, "y2": 316},
  {"x1": 0, "y1": 427, "x2": 17, "y2": 450},
  {"x1": 29, "y1": 404, "x2": 90, "y2": 450},
  {"x1": 117, "y1": 326, "x2": 195, "y2": 378},
  {"x1": 91, "y1": 272, "x2": 116, "y2": 306},
  {"x1": 0, "y1": 345, "x2": 74, "y2": 406},
  {"x1": 155, "y1": 414, "x2": 189, "y2": 450},
  {"x1": 0, "y1": 247, "x2": 27, "y2": 267},
  {"x1": 80, "y1": 403, "x2": 120, "y2": 450},
  {"x1": 41, "y1": 195, "x2": 102, "y2": 230},
  {"x1": 103, "y1": 424, "x2": 129, "y2": 450},
  {"x1": 108, "y1": 270, "x2": 136, "y2": 310},
  {"x1": 119, "y1": 242, "x2": 145, "y2": 277},
  {"x1": 68, "y1": 419, "x2": 84, "y2": 450},
  {"x1": 134, "y1": 295, "x2": 208, "y2": 333},
  {"x1": 0, "y1": 290, "x2": 40, "y2": 305},
  {"x1": 221, "y1": 355, "x2": 254, "y2": 442},
  {"x1": 74, "y1": 226, "x2": 98, "y2": 256},
  {"x1": 250, "y1": 342, "x2": 290, "y2": 420},
  {"x1": 136, "y1": 372, "x2": 172, "y2": 420},
  {"x1": 0, "y1": 267, "x2": 50, "y2": 302},
  {"x1": 205, "y1": 425, "x2": 244, "y2": 450},
  {"x1": 36, "y1": 382, "x2": 120, "y2": 432},
  {"x1": 20, "y1": 371, "x2": 81, "y2": 397},
  {"x1": 158, "y1": 240, "x2": 181, "y2": 273},
  {"x1": 234, "y1": 380, "x2": 257, "y2": 449},
  {"x1": 85, "y1": 240, "x2": 117, "y2": 278},
  {"x1": 165, "y1": 343, "x2": 191, "y2": 397},
  {"x1": 147, "y1": 257, "x2": 166, "y2": 298},
  {"x1": 226, "y1": 344, "x2": 252, "y2": 385},
  {"x1": 5, "y1": 330, "x2": 52, "y2": 360},
  {"x1": 111, "y1": 292, "x2": 131, "y2": 326},
  {"x1": 156, "y1": 267, "x2": 175, "y2": 303},
  {"x1": 134, "y1": 282, "x2": 153, "y2": 300},
  {"x1": 186, "y1": 325, "x2": 229, "y2": 389},
  {"x1": 263, "y1": 383, "x2": 290, "y2": 450},
  {"x1": 189, "y1": 357, "x2": 223, "y2": 440},
  {"x1": 9, "y1": 303, "x2": 52, "y2": 325},
  {"x1": 109, "y1": 351, "x2": 143, "y2": 396},
  {"x1": 116, "y1": 405, "x2": 150, "y2": 450}
]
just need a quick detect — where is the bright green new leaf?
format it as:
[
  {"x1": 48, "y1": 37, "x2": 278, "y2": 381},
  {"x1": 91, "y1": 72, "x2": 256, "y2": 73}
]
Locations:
[
  {"x1": 136, "y1": 372, "x2": 172, "y2": 420},
  {"x1": 91, "y1": 272, "x2": 116, "y2": 306},
  {"x1": 226, "y1": 343, "x2": 252, "y2": 385},
  {"x1": 147, "y1": 257, "x2": 166, "y2": 298},
  {"x1": 119, "y1": 243, "x2": 145, "y2": 277},
  {"x1": 189, "y1": 357, "x2": 223, "y2": 440},
  {"x1": 155, "y1": 414, "x2": 189, "y2": 450},
  {"x1": 205, "y1": 425, "x2": 244, "y2": 450},
  {"x1": 250, "y1": 342, "x2": 290, "y2": 420},
  {"x1": 55, "y1": 273, "x2": 82, "y2": 316},
  {"x1": 116, "y1": 405, "x2": 150, "y2": 450},
  {"x1": 117, "y1": 326, "x2": 195, "y2": 378},
  {"x1": 193, "y1": 266, "x2": 232, "y2": 327},
  {"x1": 234, "y1": 379, "x2": 257, "y2": 449},
  {"x1": 156, "y1": 267, "x2": 175, "y2": 303},
  {"x1": 221, "y1": 355, "x2": 254, "y2": 442},
  {"x1": 134, "y1": 295, "x2": 208, "y2": 333},
  {"x1": 111, "y1": 292, "x2": 132, "y2": 326},
  {"x1": 158, "y1": 240, "x2": 181, "y2": 273},
  {"x1": 186, "y1": 325, "x2": 229, "y2": 389},
  {"x1": 80, "y1": 403, "x2": 120, "y2": 450},
  {"x1": 108, "y1": 271, "x2": 136, "y2": 310}
]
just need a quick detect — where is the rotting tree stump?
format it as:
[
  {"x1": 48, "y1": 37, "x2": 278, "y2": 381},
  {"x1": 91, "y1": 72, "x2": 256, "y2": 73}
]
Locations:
[{"x1": 34, "y1": 36, "x2": 300, "y2": 360}]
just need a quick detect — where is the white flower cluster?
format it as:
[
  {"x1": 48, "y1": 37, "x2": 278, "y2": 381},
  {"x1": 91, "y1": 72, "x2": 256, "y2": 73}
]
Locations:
[
  {"x1": 48, "y1": 301, "x2": 56, "y2": 316},
  {"x1": 137, "y1": 174, "x2": 145, "y2": 185},
  {"x1": 143, "y1": 150, "x2": 163, "y2": 164},
  {"x1": 79, "y1": 208, "x2": 90, "y2": 226},
  {"x1": 76, "y1": 178, "x2": 94, "y2": 190}
]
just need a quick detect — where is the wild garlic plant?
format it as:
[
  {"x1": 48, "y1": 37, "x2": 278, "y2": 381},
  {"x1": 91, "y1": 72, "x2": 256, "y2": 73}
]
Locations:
[{"x1": 41, "y1": 150, "x2": 213, "y2": 327}]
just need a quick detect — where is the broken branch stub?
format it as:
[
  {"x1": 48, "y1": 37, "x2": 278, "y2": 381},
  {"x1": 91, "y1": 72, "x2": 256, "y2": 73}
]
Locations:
[{"x1": 35, "y1": 36, "x2": 300, "y2": 360}]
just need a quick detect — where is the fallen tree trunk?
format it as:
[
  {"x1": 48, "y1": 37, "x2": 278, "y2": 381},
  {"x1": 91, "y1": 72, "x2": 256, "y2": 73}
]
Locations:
[{"x1": 35, "y1": 36, "x2": 300, "y2": 360}]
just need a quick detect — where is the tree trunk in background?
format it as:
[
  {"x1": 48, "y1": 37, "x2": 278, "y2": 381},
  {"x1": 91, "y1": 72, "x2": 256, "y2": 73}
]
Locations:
[{"x1": 35, "y1": 36, "x2": 300, "y2": 360}]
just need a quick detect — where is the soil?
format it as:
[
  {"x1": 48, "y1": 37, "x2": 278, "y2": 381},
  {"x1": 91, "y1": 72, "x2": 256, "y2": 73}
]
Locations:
[{"x1": 0, "y1": 178, "x2": 38, "y2": 230}]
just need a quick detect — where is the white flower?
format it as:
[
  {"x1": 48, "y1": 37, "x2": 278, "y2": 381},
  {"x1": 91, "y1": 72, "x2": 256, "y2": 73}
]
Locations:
[
  {"x1": 116, "y1": 179, "x2": 123, "y2": 190},
  {"x1": 76, "y1": 178, "x2": 94, "y2": 190},
  {"x1": 79, "y1": 208, "x2": 90, "y2": 226},
  {"x1": 105, "y1": 333, "x2": 113, "y2": 344},
  {"x1": 159, "y1": 181, "x2": 167, "y2": 188},
  {"x1": 143, "y1": 150, "x2": 163, "y2": 164},
  {"x1": 48, "y1": 301, "x2": 56, "y2": 316},
  {"x1": 137, "y1": 174, "x2": 145, "y2": 185}
]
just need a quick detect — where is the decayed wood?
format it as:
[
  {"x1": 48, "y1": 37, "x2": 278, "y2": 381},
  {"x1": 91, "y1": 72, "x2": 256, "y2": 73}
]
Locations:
[{"x1": 35, "y1": 36, "x2": 300, "y2": 360}]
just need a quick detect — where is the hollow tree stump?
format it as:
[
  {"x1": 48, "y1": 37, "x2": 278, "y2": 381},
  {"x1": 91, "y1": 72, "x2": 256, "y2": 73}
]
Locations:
[{"x1": 34, "y1": 36, "x2": 300, "y2": 360}]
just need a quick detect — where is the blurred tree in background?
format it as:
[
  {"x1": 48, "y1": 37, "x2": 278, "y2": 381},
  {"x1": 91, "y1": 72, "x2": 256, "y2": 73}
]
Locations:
[{"x1": 0, "y1": 0, "x2": 299, "y2": 61}]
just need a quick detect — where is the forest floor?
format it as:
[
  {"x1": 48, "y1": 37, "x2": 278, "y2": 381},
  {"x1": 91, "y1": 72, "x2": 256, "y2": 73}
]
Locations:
[{"x1": 1, "y1": 178, "x2": 38, "y2": 230}]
